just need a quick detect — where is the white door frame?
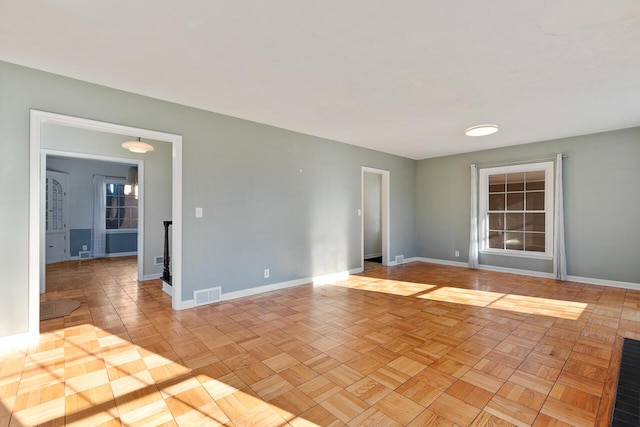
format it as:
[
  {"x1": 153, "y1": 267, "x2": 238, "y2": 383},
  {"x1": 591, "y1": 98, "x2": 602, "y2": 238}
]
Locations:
[
  {"x1": 29, "y1": 110, "x2": 185, "y2": 339},
  {"x1": 361, "y1": 167, "x2": 390, "y2": 269},
  {"x1": 42, "y1": 150, "x2": 144, "y2": 291}
]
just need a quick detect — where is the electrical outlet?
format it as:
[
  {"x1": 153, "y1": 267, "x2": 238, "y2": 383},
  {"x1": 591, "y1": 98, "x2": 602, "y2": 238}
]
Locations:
[
  {"x1": 264, "y1": 269, "x2": 270, "y2": 278},
  {"x1": 455, "y1": 250, "x2": 460, "y2": 257},
  {"x1": 82, "y1": 245, "x2": 88, "y2": 251}
]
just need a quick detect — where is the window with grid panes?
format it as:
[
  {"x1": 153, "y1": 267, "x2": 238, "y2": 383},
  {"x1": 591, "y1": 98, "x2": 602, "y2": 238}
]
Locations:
[
  {"x1": 106, "y1": 182, "x2": 138, "y2": 230},
  {"x1": 479, "y1": 162, "x2": 554, "y2": 258}
]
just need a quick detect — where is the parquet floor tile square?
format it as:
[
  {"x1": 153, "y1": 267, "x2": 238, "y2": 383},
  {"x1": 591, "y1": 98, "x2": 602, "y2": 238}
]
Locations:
[
  {"x1": 319, "y1": 389, "x2": 368, "y2": 423},
  {"x1": 346, "y1": 376, "x2": 393, "y2": 405},
  {"x1": 375, "y1": 390, "x2": 425, "y2": 425},
  {"x1": 4, "y1": 257, "x2": 636, "y2": 425}
]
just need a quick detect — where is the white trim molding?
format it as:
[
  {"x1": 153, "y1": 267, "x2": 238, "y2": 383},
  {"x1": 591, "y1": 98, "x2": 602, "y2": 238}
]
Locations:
[
  {"x1": 181, "y1": 267, "x2": 365, "y2": 309},
  {"x1": 29, "y1": 110, "x2": 184, "y2": 339},
  {"x1": 478, "y1": 161, "x2": 554, "y2": 259},
  {"x1": 162, "y1": 281, "x2": 173, "y2": 296},
  {"x1": 567, "y1": 275, "x2": 640, "y2": 291},
  {"x1": 409, "y1": 257, "x2": 640, "y2": 289},
  {"x1": 477, "y1": 264, "x2": 554, "y2": 279},
  {"x1": 105, "y1": 251, "x2": 138, "y2": 258},
  {"x1": 361, "y1": 167, "x2": 390, "y2": 269},
  {"x1": 409, "y1": 257, "x2": 468, "y2": 268}
]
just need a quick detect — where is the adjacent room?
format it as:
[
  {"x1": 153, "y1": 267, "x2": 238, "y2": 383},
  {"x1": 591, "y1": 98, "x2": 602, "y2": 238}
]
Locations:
[{"x1": 1, "y1": 2, "x2": 639, "y2": 426}]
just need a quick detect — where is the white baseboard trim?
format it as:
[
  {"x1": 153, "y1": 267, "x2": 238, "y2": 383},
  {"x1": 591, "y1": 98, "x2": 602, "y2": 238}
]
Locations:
[
  {"x1": 105, "y1": 251, "x2": 137, "y2": 258},
  {"x1": 177, "y1": 267, "x2": 364, "y2": 308},
  {"x1": 162, "y1": 281, "x2": 173, "y2": 296},
  {"x1": 478, "y1": 264, "x2": 555, "y2": 279},
  {"x1": 364, "y1": 253, "x2": 382, "y2": 259},
  {"x1": 313, "y1": 267, "x2": 363, "y2": 284},
  {"x1": 0, "y1": 331, "x2": 38, "y2": 351},
  {"x1": 222, "y1": 277, "x2": 311, "y2": 301},
  {"x1": 410, "y1": 257, "x2": 468, "y2": 268},
  {"x1": 142, "y1": 273, "x2": 162, "y2": 281},
  {"x1": 410, "y1": 257, "x2": 640, "y2": 290},
  {"x1": 175, "y1": 299, "x2": 195, "y2": 310},
  {"x1": 567, "y1": 275, "x2": 640, "y2": 291},
  {"x1": 69, "y1": 252, "x2": 137, "y2": 260}
]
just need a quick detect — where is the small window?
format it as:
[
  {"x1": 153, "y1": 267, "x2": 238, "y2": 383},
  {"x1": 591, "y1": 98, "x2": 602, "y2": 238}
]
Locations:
[
  {"x1": 106, "y1": 182, "x2": 138, "y2": 230},
  {"x1": 479, "y1": 162, "x2": 553, "y2": 258}
]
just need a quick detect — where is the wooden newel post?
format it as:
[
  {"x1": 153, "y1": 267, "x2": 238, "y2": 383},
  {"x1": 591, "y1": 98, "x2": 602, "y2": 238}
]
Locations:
[{"x1": 163, "y1": 220, "x2": 172, "y2": 285}]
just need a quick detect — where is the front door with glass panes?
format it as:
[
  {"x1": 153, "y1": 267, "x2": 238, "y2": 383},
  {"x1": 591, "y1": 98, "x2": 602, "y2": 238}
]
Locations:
[{"x1": 45, "y1": 171, "x2": 69, "y2": 264}]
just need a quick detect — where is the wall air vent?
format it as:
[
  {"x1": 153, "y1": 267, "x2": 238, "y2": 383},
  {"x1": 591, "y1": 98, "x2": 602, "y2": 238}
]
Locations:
[
  {"x1": 396, "y1": 255, "x2": 404, "y2": 264},
  {"x1": 193, "y1": 287, "x2": 222, "y2": 306}
]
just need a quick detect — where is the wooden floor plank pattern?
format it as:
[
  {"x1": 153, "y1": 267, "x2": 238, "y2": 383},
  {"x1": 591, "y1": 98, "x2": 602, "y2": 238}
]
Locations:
[{"x1": 1, "y1": 256, "x2": 636, "y2": 425}]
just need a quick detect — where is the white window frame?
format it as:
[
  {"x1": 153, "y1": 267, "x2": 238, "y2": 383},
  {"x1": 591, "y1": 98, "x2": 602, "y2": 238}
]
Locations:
[
  {"x1": 479, "y1": 161, "x2": 554, "y2": 259},
  {"x1": 105, "y1": 178, "x2": 139, "y2": 233}
]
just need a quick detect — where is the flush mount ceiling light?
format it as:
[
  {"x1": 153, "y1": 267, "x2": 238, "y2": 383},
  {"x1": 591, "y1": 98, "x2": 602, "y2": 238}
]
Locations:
[
  {"x1": 465, "y1": 124, "x2": 499, "y2": 137},
  {"x1": 121, "y1": 138, "x2": 154, "y2": 153}
]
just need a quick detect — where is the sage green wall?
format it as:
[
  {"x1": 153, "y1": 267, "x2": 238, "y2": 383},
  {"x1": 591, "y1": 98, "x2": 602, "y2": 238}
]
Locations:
[
  {"x1": 417, "y1": 127, "x2": 640, "y2": 284},
  {"x1": 0, "y1": 61, "x2": 417, "y2": 337}
]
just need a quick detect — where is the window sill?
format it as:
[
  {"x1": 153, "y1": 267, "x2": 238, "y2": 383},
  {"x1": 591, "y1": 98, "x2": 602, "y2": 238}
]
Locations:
[{"x1": 480, "y1": 249, "x2": 552, "y2": 261}]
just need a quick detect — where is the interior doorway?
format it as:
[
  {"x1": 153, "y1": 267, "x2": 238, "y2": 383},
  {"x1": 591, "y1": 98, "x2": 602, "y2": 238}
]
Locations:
[
  {"x1": 29, "y1": 110, "x2": 184, "y2": 338},
  {"x1": 363, "y1": 171, "x2": 382, "y2": 269},
  {"x1": 43, "y1": 154, "x2": 144, "y2": 293},
  {"x1": 361, "y1": 167, "x2": 390, "y2": 271}
]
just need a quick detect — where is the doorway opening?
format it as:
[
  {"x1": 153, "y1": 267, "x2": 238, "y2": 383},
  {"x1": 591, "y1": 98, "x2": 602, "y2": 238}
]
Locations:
[
  {"x1": 29, "y1": 110, "x2": 184, "y2": 338},
  {"x1": 44, "y1": 154, "x2": 144, "y2": 294},
  {"x1": 361, "y1": 167, "x2": 390, "y2": 271}
]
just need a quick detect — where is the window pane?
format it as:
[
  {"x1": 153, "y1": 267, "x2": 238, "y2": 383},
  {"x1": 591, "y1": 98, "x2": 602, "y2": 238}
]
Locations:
[
  {"x1": 506, "y1": 172, "x2": 525, "y2": 191},
  {"x1": 489, "y1": 174, "x2": 505, "y2": 192},
  {"x1": 488, "y1": 213, "x2": 504, "y2": 230},
  {"x1": 505, "y1": 232, "x2": 524, "y2": 250},
  {"x1": 126, "y1": 195, "x2": 138, "y2": 207},
  {"x1": 526, "y1": 171, "x2": 545, "y2": 190},
  {"x1": 507, "y1": 193, "x2": 524, "y2": 210},
  {"x1": 525, "y1": 213, "x2": 545, "y2": 232},
  {"x1": 526, "y1": 192, "x2": 545, "y2": 210},
  {"x1": 525, "y1": 232, "x2": 545, "y2": 252},
  {"x1": 505, "y1": 213, "x2": 524, "y2": 231},
  {"x1": 104, "y1": 183, "x2": 140, "y2": 230},
  {"x1": 489, "y1": 231, "x2": 504, "y2": 249},
  {"x1": 489, "y1": 194, "x2": 505, "y2": 210}
]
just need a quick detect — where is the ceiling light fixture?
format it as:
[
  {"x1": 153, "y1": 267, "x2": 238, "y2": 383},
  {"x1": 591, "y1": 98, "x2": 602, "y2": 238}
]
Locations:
[
  {"x1": 121, "y1": 137, "x2": 154, "y2": 153},
  {"x1": 465, "y1": 124, "x2": 499, "y2": 137}
]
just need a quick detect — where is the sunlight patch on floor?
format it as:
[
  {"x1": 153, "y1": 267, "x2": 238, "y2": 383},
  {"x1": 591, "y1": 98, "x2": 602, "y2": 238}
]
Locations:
[
  {"x1": 325, "y1": 276, "x2": 436, "y2": 296},
  {"x1": 4, "y1": 324, "x2": 316, "y2": 426},
  {"x1": 417, "y1": 286, "x2": 505, "y2": 307},
  {"x1": 323, "y1": 277, "x2": 588, "y2": 320}
]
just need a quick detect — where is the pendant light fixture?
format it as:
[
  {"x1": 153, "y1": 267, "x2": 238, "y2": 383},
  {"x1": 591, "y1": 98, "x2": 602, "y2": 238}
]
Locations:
[{"x1": 122, "y1": 137, "x2": 154, "y2": 153}]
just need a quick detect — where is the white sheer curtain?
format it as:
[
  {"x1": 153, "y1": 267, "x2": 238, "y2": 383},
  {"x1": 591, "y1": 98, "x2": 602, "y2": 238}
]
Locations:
[
  {"x1": 92, "y1": 175, "x2": 107, "y2": 258},
  {"x1": 468, "y1": 164, "x2": 479, "y2": 269},
  {"x1": 553, "y1": 154, "x2": 567, "y2": 280}
]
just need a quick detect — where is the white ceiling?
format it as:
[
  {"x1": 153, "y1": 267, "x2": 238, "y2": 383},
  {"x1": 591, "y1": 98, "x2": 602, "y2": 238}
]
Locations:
[{"x1": 2, "y1": 1, "x2": 639, "y2": 159}]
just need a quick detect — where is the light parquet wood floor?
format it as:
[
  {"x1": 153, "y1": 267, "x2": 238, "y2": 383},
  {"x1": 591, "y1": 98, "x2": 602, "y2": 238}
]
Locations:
[{"x1": 2, "y1": 256, "x2": 637, "y2": 426}]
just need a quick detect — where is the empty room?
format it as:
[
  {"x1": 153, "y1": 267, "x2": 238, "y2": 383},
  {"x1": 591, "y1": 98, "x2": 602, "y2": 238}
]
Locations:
[{"x1": 1, "y1": 1, "x2": 640, "y2": 426}]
